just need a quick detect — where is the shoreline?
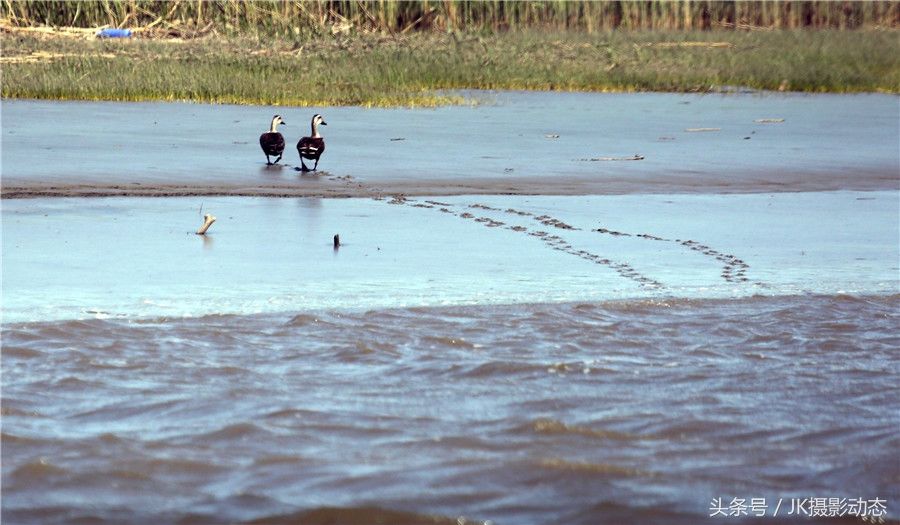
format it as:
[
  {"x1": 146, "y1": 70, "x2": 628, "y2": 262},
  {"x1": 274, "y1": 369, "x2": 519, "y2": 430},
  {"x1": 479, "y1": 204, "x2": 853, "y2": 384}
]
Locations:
[
  {"x1": 3, "y1": 170, "x2": 898, "y2": 200},
  {"x1": 4, "y1": 82, "x2": 898, "y2": 109},
  {"x1": 3, "y1": 291, "x2": 898, "y2": 330}
]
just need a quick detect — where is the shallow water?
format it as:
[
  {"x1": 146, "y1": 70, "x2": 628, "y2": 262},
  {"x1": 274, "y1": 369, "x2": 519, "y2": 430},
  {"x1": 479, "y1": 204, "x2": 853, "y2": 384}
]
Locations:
[
  {"x1": 2, "y1": 92, "x2": 898, "y2": 197},
  {"x1": 2, "y1": 192, "x2": 897, "y2": 323},
  {"x1": 3, "y1": 295, "x2": 899, "y2": 524}
]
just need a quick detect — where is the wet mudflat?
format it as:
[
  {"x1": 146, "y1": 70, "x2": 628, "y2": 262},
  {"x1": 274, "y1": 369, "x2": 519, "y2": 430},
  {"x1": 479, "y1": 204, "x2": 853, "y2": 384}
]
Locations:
[{"x1": 3, "y1": 91, "x2": 898, "y2": 197}]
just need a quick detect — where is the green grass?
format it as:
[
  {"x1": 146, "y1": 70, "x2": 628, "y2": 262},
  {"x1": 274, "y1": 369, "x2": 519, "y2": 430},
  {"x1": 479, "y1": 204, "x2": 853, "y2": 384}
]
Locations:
[{"x1": 2, "y1": 30, "x2": 898, "y2": 107}]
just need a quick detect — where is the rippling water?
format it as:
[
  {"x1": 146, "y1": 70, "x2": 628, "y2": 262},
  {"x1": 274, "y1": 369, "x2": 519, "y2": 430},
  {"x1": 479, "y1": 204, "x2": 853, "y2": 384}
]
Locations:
[{"x1": 3, "y1": 294, "x2": 898, "y2": 524}]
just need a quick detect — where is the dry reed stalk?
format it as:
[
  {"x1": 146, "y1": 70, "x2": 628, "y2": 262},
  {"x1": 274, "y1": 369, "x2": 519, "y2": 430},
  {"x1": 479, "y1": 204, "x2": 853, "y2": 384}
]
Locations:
[{"x1": 1, "y1": 1, "x2": 897, "y2": 35}]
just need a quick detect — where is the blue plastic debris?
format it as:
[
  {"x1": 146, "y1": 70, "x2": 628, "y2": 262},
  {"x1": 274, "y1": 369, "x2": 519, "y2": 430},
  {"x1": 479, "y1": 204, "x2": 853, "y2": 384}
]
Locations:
[{"x1": 97, "y1": 28, "x2": 132, "y2": 38}]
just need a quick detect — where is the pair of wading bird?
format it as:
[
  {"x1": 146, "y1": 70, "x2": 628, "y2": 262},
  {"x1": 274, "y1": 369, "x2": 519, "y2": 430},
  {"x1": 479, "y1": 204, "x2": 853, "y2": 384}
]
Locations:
[{"x1": 259, "y1": 113, "x2": 326, "y2": 171}]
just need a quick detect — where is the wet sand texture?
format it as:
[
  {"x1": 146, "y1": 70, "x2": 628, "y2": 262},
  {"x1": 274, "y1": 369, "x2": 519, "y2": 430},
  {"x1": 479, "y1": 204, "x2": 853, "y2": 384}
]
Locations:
[{"x1": 3, "y1": 92, "x2": 898, "y2": 198}]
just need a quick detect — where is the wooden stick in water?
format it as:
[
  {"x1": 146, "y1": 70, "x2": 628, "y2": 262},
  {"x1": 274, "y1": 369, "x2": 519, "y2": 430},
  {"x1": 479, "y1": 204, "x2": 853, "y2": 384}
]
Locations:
[{"x1": 197, "y1": 213, "x2": 216, "y2": 235}]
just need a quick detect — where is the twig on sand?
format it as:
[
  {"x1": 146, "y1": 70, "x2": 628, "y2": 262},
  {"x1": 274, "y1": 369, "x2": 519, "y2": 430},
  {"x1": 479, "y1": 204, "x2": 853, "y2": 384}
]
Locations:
[
  {"x1": 196, "y1": 213, "x2": 216, "y2": 235},
  {"x1": 0, "y1": 51, "x2": 115, "y2": 64},
  {"x1": 577, "y1": 154, "x2": 645, "y2": 161},
  {"x1": 714, "y1": 21, "x2": 775, "y2": 32},
  {"x1": 639, "y1": 41, "x2": 733, "y2": 48},
  {"x1": 0, "y1": 21, "x2": 104, "y2": 40}
]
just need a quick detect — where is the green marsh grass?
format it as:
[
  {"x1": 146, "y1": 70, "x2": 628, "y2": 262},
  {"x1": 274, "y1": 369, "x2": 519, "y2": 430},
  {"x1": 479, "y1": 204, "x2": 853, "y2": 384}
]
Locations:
[{"x1": 3, "y1": 30, "x2": 898, "y2": 107}]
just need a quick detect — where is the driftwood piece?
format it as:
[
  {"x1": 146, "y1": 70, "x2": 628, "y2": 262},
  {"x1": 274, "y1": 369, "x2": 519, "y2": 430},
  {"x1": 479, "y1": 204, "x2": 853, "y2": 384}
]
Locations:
[
  {"x1": 196, "y1": 213, "x2": 216, "y2": 235},
  {"x1": 639, "y1": 41, "x2": 733, "y2": 48},
  {"x1": 577, "y1": 154, "x2": 645, "y2": 162}
]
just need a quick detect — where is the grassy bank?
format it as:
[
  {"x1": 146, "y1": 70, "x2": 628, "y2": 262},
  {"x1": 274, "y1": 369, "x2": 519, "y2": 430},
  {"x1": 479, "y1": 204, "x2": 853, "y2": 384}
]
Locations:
[{"x1": 2, "y1": 29, "x2": 898, "y2": 107}]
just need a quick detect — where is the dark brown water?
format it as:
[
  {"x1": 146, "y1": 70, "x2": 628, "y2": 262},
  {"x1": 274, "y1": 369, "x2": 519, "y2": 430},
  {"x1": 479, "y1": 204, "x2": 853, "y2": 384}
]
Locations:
[{"x1": 3, "y1": 295, "x2": 898, "y2": 524}]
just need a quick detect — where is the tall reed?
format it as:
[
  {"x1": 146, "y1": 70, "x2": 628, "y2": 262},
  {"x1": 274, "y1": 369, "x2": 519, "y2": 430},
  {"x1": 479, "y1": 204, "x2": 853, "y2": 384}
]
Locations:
[{"x1": 3, "y1": 1, "x2": 898, "y2": 37}]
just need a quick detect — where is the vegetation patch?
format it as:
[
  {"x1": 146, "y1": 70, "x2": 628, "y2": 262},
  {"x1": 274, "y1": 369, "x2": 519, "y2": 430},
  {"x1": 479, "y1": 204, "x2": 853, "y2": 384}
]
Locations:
[{"x1": 3, "y1": 27, "x2": 898, "y2": 107}]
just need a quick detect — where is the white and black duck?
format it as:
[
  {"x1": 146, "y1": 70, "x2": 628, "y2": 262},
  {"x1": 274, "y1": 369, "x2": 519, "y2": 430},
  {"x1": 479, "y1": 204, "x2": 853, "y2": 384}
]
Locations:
[
  {"x1": 259, "y1": 114, "x2": 286, "y2": 165},
  {"x1": 297, "y1": 114, "x2": 327, "y2": 172}
]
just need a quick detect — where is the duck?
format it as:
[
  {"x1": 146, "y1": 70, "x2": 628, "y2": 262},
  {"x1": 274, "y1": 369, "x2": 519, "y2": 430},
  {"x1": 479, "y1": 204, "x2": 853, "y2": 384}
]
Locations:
[
  {"x1": 297, "y1": 114, "x2": 327, "y2": 172},
  {"x1": 259, "y1": 115, "x2": 286, "y2": 165}
]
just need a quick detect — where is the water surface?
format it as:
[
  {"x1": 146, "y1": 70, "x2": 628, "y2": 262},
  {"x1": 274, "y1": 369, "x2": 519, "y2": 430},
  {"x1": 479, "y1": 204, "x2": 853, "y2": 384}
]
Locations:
[
  {"x1": 2, "y1": 192, "x2": 896, "y2": 323},
  {"x1": 3, "y1": 295, "x2": 899, "y2": 524}
]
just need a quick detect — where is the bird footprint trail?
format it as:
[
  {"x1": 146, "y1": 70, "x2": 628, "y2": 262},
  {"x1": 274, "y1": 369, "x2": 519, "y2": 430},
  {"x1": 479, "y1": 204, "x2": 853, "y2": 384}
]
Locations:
[
  {"x1": 382, "y1": 196, "x2": 754, "y2": 286},
  {"x1": 592, "y1": 228, "x2": 750, "y2": 283},
  {"x1": 371, "y1": 191, "x2": 753, "y2": 286},
  {"x1": 469, "y1": 204, "x2": 763, "y2": 287},
  {"x1": 676, "y1": 239, "x2": 750, "y2": 283},
  {"x1": 470, "y1": 204, "x2": 579, "y2": 231},
  {"x1": 381, "y1": 197, "x2": 663, "y2": 289}
]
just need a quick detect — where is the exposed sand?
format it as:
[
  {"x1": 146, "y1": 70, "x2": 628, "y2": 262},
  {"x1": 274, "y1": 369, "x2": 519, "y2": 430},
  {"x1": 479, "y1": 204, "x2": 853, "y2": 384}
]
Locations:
[
  {"x1": 3, "y1": 92, "x2": 897, "y2": 198},
  {"x1": 5, "y1": 167, "x2": 898, "y2": 199}
]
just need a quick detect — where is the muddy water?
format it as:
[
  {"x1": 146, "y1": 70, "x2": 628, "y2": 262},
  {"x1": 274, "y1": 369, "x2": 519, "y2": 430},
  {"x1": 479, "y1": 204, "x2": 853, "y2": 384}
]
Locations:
[
  {"x1": 3, "y1": 92, "x2": 898, "y2": 197},
  {"x1": 3, "y1": 296, "x2": 899, "y2": 524}
]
